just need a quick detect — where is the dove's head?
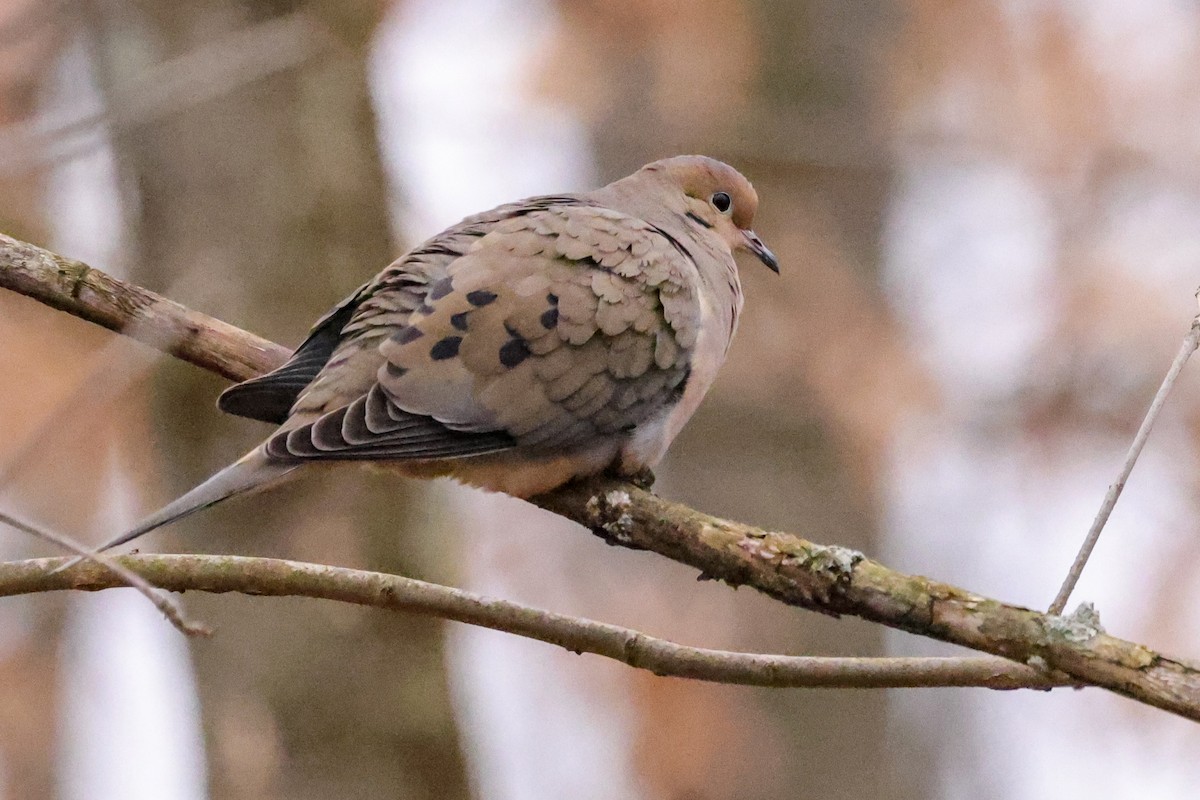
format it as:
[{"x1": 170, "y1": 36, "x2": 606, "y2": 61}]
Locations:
[{"x1": 636, "y1": 155, "x2": 779, "y2": 273}]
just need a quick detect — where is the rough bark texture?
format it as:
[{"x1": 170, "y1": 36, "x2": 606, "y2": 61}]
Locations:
[{"x1": 0, "y1": 233, "x2": 287, "y2": 380}]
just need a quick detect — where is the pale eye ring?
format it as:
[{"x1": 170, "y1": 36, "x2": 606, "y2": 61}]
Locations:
[{"x1": 711, "y1": 191, "x2": 732, "y2": 214}]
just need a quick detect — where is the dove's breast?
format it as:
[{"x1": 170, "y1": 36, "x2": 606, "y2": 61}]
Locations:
[{"x1": 619, "y1": 268, "x2": 742, "y2": 471}]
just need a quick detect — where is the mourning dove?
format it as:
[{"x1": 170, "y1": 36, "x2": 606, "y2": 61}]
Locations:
[{"x1": 89, "y1": 155, "x2": 778, "y2": 554}]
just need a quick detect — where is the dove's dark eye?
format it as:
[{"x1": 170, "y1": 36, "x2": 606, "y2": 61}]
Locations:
[{"x1": 710, "y1": 192, "x2": 732, "y2": 213}]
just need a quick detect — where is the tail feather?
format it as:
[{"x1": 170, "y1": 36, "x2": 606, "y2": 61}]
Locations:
[
  {"x1": 100, "y1": 452, "x2": 297, "y2": 553},
  {"x1": 55, "y1": 451, "x2": 297, "y2": 573}
]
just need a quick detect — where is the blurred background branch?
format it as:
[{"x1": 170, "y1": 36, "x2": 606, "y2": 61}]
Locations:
[
  {"x1": 0, "y1": 11, "x2": 329, "y2": 177},
  {"x1": 2, "y1": 231, "x2": 1198, "y2": 722}
]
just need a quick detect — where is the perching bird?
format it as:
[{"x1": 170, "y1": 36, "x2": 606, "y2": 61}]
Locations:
[{"x1": 90, "y1": 155, "x2": 778, "y2": 555}]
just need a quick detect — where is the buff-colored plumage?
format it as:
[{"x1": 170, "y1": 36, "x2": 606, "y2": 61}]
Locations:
[{"x1": 88, "y1": 155, "x2": 779, "y2": 554}]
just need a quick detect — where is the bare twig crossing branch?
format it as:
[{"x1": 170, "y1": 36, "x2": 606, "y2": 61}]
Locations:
[
  {"x1": 0, "y1": 512, "x2": 209, "y2": 636},
  {"x1": 1048, "y1": 311, "x2": 1200, "y2": 615}
]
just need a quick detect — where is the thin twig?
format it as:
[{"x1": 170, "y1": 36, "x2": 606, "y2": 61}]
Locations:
[
  {"x1": 1048, "y1": 310, "x2": 1200, "y2": 615},
  {"x1": 0, "y1": 512, "x2": 209, "y2": 636},
  {"x1": 0, "y1": 553, "x2": 1066, "y2": 690}
]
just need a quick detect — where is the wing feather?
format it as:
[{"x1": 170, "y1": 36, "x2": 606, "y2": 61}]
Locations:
[
  {"x1": 260, "y1": 203, "x2": 699, "y2": 465},
  {"x1": 217, "y1": 286, "x2": 368, "y2": 424}
]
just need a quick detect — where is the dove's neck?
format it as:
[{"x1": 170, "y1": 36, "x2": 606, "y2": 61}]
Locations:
[
  {"x1": 596, "y1": 178, "x2": 746, "y2": 471},
  {"x1": 591, "y1": 179, "x2": 744, "y2": 343},
  {"x1": 654, "y1": 210, "x2": 744, "y2": 355}
]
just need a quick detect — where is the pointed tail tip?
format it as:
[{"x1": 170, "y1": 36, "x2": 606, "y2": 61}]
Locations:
[{"x1": 49, "y1": 456, "x2": 297, "y2": 574}]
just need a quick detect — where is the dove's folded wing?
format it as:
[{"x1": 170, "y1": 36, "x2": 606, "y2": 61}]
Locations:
[{"x1": 262, "y1": 204, "x2": 700, "y2": 463}]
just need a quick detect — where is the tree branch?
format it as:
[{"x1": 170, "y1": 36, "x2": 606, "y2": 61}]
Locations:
[
  {"x1": 0, "y1": 554, "x2": 1065, "y2": 690},
  {"x1": 3, "y1": 231, "x2": 1199, "y2": 720},
  {"x1": 0, "y1": 232, "x2": 288, "y2": 381},
  {"x1": 0, "y1": 511, "x2": 210, "y2": 636}
]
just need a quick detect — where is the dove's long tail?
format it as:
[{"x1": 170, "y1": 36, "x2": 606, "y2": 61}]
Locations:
[
  {"x1": 56, "y1": 451, "x2": 298, "y2": 572},
  {"x1": 104, "y1": 451, "x2": 298, "y2": 552}
]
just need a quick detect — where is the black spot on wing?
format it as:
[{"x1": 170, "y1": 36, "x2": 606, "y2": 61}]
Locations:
[
  {"x1": 467, "y1": 290, "x2": 497, "y2": 307},
  {"x1": 450, "y1": 311, "x2": 470, "y2": 331},
  {"x1": 430, "y1": 336, "x2": 462, "y2": 360},
  {"x1": 393, "y1": 325, "x2": 424, "y2": 345},
  {"x1": 499, "y1": 337, "x2": 530, "y2": 368},
  {"x1": 540, "y1": 307, "x2": 558, "y2": 329},
  {"x1": 385, "y1": 362, "x2": 408, "y2": 379},
  {"x1": 428, "y1": 277, "x2": 454, "y2": 300}
]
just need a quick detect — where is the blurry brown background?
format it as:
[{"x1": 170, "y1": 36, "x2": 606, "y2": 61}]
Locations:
[{"x1": 3, "y1": 1, "x2": 1200, "y2": 799}]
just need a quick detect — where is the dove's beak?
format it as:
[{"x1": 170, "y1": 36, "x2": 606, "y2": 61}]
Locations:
[{"x1": 742, "y1": 230, "x2": 779, "y2": 273}]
